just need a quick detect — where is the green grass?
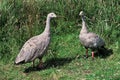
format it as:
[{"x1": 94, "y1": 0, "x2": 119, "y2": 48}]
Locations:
[{"x1": 0, "y1": 0, "x2": 120, "y2": 80}]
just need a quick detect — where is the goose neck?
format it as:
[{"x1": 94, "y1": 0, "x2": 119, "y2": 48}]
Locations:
[
  {"x1": 80, "y1": 16, "x2": 88, "y2": 33},
  {"x1": 44, "y1": 17, "x2": 51, "y2": 33}
]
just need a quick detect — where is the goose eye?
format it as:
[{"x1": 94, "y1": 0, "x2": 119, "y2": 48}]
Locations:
[{"x1": 51, "y1": 14, "x2": 53, "y2": 16}]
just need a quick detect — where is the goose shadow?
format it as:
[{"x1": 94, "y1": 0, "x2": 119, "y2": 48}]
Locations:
[
  {"x1": 24, "y1": 57, "x2": 74, "y2": 73},
  {"x1": 95, "y1": 47, "x2": 113, "y2": 58},
  {"x1": 80, "y1": 47, "x2": 113, "y2": 59}
]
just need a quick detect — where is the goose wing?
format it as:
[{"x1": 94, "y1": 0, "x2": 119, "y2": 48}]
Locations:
[
  {"x1": 15, "y1": 35, "x2": 50, "y2": 64},
  {"x1": 80, "y1": 32, "x2": 105, "y2": 48}
]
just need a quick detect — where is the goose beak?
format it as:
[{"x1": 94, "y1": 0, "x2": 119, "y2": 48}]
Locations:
[{"x1": 54, "y1": 15, "x2": 57, "y2": 18}]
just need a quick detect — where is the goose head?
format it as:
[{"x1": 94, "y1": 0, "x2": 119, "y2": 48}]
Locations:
[
  {"x1": 48, "y1": 12, "x2": 57, "y2": 18},
  {"x1": 79, "y1": 11, "x2": 84, "y2": 16}
]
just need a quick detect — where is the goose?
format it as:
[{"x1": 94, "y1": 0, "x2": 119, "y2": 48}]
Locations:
[
  {"x1": 15, "y1": 12, "x2": 57, "y2": 68},
  {"x1": 79, "y1": 11, "x2": 105, "y2": 59}
]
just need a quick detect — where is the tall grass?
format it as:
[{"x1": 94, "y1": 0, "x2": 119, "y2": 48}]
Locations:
[{"x1": 0, "y1": 0, "x2": 120, "y2": 79}]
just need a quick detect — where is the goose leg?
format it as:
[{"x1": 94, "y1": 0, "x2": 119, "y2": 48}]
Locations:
[
  {"x1": 86, "y1": 48, "x2": 88, "y2": 58},
  {"x1": 37, "y1": 59, "x2": 44, "y2": 69},
  {"x1": 32, "y1": 60, "x2": 35, "y2": 67},
  {"x1": 92, "y1": 51, "x2": 94, "y2": 60}
]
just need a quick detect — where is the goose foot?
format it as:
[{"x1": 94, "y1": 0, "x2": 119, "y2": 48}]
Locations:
[{"x1": 36, "y1": 61, "x2": 44, "y2": 69}]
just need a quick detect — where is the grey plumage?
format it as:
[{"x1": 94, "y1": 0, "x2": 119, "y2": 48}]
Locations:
[
  {"x1": 79, "y1": 11, "x2": 105, "y2": 59},
  {"x1": 15, "y1": 13, "x2": 57, "y2": 66}
]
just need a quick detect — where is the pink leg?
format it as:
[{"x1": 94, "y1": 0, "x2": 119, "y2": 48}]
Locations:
[{"x1": 92, "y1": 51, "x2": 94, "y2": 60}]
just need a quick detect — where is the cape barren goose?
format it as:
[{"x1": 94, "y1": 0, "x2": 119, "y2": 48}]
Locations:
[
  {"x1": 79, "y1": 11, "x2": 105, "y2": 59},
  {"x1": 15, "y1": 12, "x2": 57, "y2": 68}
]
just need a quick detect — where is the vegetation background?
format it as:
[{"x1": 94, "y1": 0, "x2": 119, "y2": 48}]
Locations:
[{"x1": 0, "y1": 0, "x2": 120, "y2": 80}]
